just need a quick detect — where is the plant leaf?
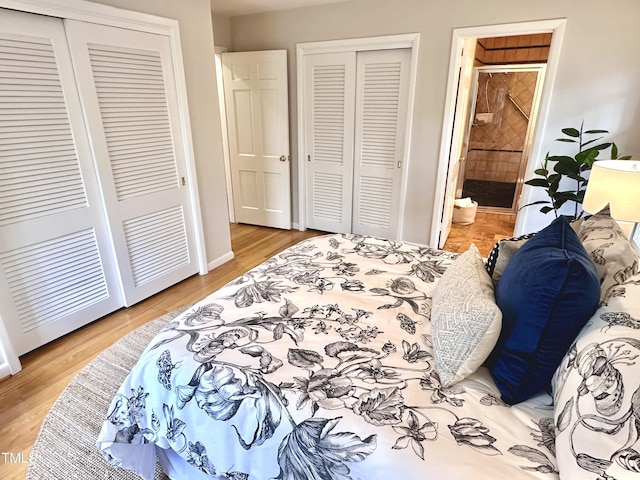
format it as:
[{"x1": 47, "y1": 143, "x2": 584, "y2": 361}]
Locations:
[
  {"x1": 554, "y1": 163, "x2": 581, "y2": 180},
  {"x1": 581, "y1": 138, "x2": 606, "y2": 149},
  {"x1": 519, "y1": 200, "x2": 551, "y2": 209},
  {"x1": 561, "y1": 127, "x2": 580, "y2": 137},
  {"x1": 575, "y1": 148, "x2": 600, "y2": 167},
  {"x1": 525, "y1": 178, "x2": 550, "y2": 187}
]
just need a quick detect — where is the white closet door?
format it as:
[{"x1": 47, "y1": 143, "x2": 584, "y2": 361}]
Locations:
[
  {"x1": 65, "y1": 20, "x2": 198, "y2": 306},
  {"x1": 222, "y1": 50, "x2": 291, "y2": 229},
  {"x1": 352, "y1": 49, "x2": 410, "y2": 238},
  {"x1": 0, "y1": 9, "x2": 122, "y2": 355},
  {"x1": 304, "y1": 52, "x2": 356, "y2": 233}
]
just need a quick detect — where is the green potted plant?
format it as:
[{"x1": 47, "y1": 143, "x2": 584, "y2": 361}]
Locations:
[{"x1": 522, "y1": 122, "x2": 631, "y2": 221}]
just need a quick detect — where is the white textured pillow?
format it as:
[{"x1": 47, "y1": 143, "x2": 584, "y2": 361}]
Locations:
[{"x1": 431, "y1": 244, "x2": 502, "y2": 387}]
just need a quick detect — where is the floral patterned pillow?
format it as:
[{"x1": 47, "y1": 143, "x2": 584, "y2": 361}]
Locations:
[
  {"x1": 552, "y1": 269, "x2": 640, "y2": 478},
  {"x1": 579, "y1": 208, "x2": 639, "y2": 303}
]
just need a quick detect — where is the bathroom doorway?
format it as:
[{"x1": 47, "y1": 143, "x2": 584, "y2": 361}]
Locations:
[
  {"x1": 432, "y1": 21, "x2": 566, "y2": 249},
  {"x1": 458, "y1": 64, "x2": 546, "y2": 213}
]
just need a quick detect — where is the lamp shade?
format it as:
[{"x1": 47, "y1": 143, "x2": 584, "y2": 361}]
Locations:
[{"x1": 583, "y1": 160, "x2": 640, "y2": 222}]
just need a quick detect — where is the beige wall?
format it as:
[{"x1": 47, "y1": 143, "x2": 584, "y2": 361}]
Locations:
[
  {"x1": 212, "y1": 14, "x2": 232, "y2": 49},
  {"x1": 85, "y1": 0, "x2": 232, "y2": 265},
  {"x1": 228, "y1": 0, "x2": 640, "y2": 241}
]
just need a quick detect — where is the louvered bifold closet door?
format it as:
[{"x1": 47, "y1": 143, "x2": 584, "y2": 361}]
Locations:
[
  {"x1": 0, "y1": 10, "x2": 122, "y2": 355},
  {"x1": 304, "y1": 52, "x2": 356, "y2": 233},
  {"x1": 352, "y1": 49, "x2": 411, "y2": 238},
  {"x1": 64, "y1": 20, "x2": 198, "y2": 306}
]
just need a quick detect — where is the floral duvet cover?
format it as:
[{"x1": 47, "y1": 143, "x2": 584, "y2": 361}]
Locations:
[{"x1": 97, "y1": 234, "x2": 559, "y2": 480}]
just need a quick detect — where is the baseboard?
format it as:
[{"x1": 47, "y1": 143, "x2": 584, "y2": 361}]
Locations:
[
  {"x1": 207, "y1": 250, "x2": 235, "y2": 272},
  {"x1": 0, "y1": 360, "x2": 21, "y2": 379}
]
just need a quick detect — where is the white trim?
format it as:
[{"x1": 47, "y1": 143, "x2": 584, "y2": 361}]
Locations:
[
  {"x1": 0, "y1": 312, "x2": 21, "y2": 379},
  {"x1": 214, "y1": 53, "x2": 235, "y2": 223},
  {"x1": 0, "y1": 0, "x2": 208, "y2": 274},
  {"x1": 297, "y1": 34, "x2": 420, "y2": 55},
  {"x1": 207, "y1": 250, "x2": 235, "y2": 271},
  {"x1": 296, "y1": 33, "x2": 420, "y2": 238},
  {"x1": 0, "y1": 0, "x2": 175, "y2": 32},
  {"x1": 169, "y1": 23, "x2": 209, "y2": 275},
  {"x1": 430, "y1": 18, "x2": 567, "y2": 247}
]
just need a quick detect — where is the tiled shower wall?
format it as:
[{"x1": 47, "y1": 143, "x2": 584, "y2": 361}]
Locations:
[
  {"x1": 465, "y1": 70, "x2": 538, "y2": 184},
  {"x1": 463, "y1": 33, "x2": 550, "y2": 185}
]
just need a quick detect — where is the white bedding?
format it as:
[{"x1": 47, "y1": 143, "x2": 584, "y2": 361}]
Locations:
[{"x1": 97, "y1": 234, "x2": 558, "y2": 479}]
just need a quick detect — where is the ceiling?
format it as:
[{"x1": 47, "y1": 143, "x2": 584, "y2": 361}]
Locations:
[{"x1": 210, "y1": 0, "x2": 351, "y2": 17}]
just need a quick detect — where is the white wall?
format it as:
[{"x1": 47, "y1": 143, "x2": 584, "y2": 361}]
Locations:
[
  {"x1": 228, "y1": 0, "x2": 640, "y2": 243},
  {"x1": 89, "y1": 0, "x2": 232, "y2": 265},
  {"x1": 212, "y1": 14, "x2": 232, "y2": 49}
]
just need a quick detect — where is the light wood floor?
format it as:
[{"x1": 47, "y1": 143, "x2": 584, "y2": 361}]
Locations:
[
  {"x1": 443, "y1": 211, "x2": 516, "y2": 257},
  {"x1": 0, "y1": 217, "x2": 510, "y2": 479}
]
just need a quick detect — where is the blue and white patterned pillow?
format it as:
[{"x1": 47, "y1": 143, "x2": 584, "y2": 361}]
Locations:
[
  {"x1": 431, "y1": 244, "x2": 502, "y2": 387},
  {"x1": 485, "y1": 232, "x2": 536, "y2": 285}
]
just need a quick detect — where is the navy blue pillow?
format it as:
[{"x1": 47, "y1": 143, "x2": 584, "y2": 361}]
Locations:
[{"x1": 487, "y1": 216, "x2": 600, "y2": 405}]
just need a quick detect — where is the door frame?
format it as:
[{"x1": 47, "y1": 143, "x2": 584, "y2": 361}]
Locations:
[
  {"x1": 430, "y1": 18, "x2": 567, "y2": 248},
  {"x1": 464, "y1": 63, "x2": 547, "y2": 215},
  {"x1": 296, "y1": 33, "x2": 420, "y2": 237},
  {"x1": 214, "y1": 46, "x2": 235, "y2": 224},
  {"x1": 0, "y1": 0, "x2": 207, "y2": 274}
]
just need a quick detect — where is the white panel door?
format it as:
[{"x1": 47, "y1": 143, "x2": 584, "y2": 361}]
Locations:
[
  {"x1": 304, "y1": 52, "x2": 356, "y2": 233},
  {"x1": 439, "y1": 38, "x2": 476, "y2": 248},
  {"x1": 65, "y1": 20, "x2": 199, "y2": 306},
  {"x1": 222, "y1": 50, "x2": 291, "y2": 229},
  {"x1": 0, "y1": 9, "x2": 122, "y2": 355},
  {"x1": 352, "y1": 49, "x2": 410, "y2": 238}
]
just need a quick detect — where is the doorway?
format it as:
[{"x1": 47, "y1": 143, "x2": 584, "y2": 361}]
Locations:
[
  {"x1": 432, "y1": 19, "x2": 567, "y2": 248},
  {"x1": 460, "y1": 63, "x2": 546, "y2": 214}
]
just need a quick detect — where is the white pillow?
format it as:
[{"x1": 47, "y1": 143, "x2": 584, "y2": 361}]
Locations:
[{"x1": 431, "y1": 244, "x2": 502, "y2": 387}]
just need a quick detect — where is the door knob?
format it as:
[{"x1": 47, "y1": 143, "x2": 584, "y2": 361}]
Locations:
[{"x1": 280, "y1": 155, "x2": 287, "y2": 162}]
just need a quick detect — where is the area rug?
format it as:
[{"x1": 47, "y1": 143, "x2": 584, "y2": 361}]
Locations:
[{"x1": 26, "y1": 308, "x2": 189, "y2": 480}]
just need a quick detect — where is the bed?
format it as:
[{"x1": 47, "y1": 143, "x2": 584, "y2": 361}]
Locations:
[{"x1": 97, "y1": 209, "x2": 640, "y2": 480}]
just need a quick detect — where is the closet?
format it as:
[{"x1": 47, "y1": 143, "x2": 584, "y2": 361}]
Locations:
[
  {"x1": 302, "y1": 48, "x2": 411, "y2": 238},
  {"x1": 0, "y1": 9, "x2": 199, "y2": 356}
]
